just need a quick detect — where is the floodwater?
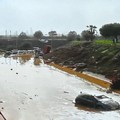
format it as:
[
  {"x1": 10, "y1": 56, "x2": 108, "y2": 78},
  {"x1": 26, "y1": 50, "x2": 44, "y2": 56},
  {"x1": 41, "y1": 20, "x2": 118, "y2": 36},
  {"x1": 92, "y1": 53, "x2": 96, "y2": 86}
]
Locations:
[{"x1": 0, "y1": 55, "x2": 120, "y2": 120}]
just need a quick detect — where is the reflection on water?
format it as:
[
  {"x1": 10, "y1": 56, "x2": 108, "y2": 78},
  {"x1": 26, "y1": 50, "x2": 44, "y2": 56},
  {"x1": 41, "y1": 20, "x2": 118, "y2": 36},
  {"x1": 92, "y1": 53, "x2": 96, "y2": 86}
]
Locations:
[
  {"x1": 33, "y1": 58, "x2": 42, "y2": 65},
  {"x1": 11, "y1": 54, "x2": 32, "y2": 64},
  {"x1": 7, "y1": 54, "x2": 42, "y2": 66},
  {"x1": 19, "y1": 55, "x2": 32, "y2": 65},
  {"x1": 75, "y1": 104, "x2": 101, "y2": 113}
]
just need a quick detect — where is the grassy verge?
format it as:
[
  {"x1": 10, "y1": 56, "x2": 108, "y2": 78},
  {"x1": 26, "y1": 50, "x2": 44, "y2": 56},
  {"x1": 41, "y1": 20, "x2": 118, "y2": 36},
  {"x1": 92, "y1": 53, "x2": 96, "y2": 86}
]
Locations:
[
  {"x1": 70, "y1": 40, "x2": 81, "y2": 46},
  {"x1": 95, "y1": 39, "x2": 120, "y2": 46},
  {"x1": 70, "y1": 39, "x2": 119, "y2": 46},
  {"x1": 95, "y1": 40, "x2": 112, "y2": 45}
]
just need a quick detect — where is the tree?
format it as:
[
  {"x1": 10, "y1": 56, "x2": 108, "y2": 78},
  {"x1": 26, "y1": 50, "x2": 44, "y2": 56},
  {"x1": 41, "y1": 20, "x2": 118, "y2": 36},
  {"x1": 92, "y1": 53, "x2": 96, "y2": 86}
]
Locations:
[
  {"x1": 34, "y1": 30, "x2": 43, "y2": 39},
  {"x1": 86, "y1": 25, "x2": 97, "y2": 41},
  {"x1": 19, "y1": 42, "x2": 32, "y2": 50},
  {"x1": 18, "y1": 32, "x2": 28, "y2": 39},
  {"x1": 99, "y1": 23, "x2": 120, "y2": 43},
  {"x1": 67, "y1": 31, "x2": 77, "y2": 41},
  {"x1": 76, "y1": 34, "x2": 81, "y2": 41},
  {"x1": 81, "y1": 30, "x2": 92, "y2": 41}
]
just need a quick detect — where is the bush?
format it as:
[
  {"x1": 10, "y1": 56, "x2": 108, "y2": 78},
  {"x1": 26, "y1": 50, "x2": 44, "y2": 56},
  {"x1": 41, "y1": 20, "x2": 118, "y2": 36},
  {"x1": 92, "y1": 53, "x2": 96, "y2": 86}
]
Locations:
[{"x1": 19, "y1": 42, "x2": 33, "y2": 50}]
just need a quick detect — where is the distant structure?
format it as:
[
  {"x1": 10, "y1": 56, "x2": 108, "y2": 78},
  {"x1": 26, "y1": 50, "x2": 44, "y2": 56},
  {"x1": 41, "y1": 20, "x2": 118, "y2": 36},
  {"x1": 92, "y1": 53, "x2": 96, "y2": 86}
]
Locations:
[{"x1": 48, "y1": 31, "x2": 57, "y2": 37}]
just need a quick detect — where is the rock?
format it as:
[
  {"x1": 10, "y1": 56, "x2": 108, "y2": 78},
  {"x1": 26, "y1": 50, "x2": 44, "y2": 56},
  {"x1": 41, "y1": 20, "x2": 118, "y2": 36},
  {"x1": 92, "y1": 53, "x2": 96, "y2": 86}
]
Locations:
[
  {"x1": 64, "y1": 91, "x2": 69, "y2": 93},
  {"x1": 106, "y1": 89, "x2": 112, "y2": 93},
  {"x1": 106, "y1": 87, "x2": 112, "y2": 93},
  {"x1": 63, "y1": 60, "x2": 70, "y2": 65},
  {"x1": 0, "y1": 101, "x2": 3, "y2": 103},
  {"x1": 74, "y1": 63, "x2": 87, "y2": 68}
]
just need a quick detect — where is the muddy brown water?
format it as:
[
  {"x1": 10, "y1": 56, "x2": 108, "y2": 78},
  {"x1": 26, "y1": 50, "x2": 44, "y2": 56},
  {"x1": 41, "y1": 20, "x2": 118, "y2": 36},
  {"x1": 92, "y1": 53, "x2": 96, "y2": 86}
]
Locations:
[{"x1": 0, "y1": 55, "x2": 120, "y2": 120}]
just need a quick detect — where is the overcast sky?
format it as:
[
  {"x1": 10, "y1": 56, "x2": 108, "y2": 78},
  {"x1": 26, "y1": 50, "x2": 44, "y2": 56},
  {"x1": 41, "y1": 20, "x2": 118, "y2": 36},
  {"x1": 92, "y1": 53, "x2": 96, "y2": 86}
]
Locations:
[{"x1": 0, "y1": 0, "x2": 120, "y2": 35}]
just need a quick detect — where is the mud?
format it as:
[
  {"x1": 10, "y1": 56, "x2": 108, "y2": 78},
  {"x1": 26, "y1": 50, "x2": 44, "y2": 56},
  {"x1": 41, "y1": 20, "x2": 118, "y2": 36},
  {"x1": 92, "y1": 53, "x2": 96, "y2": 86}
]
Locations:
[
  {"x1": 0, "y1": 55, "x2": 120, "y2": 120},
  {"x1": 44, "y1": 42, "x2": 120, "y2": 89}
]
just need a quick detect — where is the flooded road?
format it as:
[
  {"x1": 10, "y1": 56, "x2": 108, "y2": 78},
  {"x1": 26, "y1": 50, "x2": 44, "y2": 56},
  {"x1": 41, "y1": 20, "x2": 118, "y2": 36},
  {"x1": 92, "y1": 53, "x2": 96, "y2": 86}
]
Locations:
[{"x1": 0, "y1": 55, "x2": 120, "y2": 120}]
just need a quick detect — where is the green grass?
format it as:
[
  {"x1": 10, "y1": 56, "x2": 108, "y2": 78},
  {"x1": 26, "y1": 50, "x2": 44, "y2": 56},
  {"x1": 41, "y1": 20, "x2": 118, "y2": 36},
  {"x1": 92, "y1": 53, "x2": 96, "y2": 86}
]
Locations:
[
  {"x1": 95, "y1": 40, "x2": 113, "y2": 45},
  {"x1": 71, "y1": 40, "x2": 114, "y2": 46},
  {"x1": 95, "y1": 39, "x2": 120, "y2": 46},
  {"x1": 70, "y1": 39, "x2": 120, "y2": 46},
  {"x1": 70, "y1": 40, "x2": 81, "y2": 46}
]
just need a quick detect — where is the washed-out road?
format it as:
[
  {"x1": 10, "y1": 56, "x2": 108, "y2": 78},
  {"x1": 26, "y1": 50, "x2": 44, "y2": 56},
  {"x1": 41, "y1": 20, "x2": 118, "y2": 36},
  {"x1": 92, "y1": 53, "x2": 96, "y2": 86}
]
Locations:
[{"x1": 0, "y1": 55, "x2": 120, "y2": 120}]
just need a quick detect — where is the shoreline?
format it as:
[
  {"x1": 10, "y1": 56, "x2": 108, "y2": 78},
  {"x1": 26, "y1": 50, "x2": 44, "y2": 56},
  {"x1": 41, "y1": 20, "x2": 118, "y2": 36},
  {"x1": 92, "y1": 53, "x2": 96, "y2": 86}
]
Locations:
[{"x1": 48, "y1": 63, "x2": 120, "y2": 94}]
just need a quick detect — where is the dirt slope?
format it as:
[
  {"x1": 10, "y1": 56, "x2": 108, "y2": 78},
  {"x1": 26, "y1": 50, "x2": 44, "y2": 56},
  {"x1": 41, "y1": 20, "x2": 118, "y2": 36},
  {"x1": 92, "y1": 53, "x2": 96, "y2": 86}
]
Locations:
[{"x1": 44, "y1": 42, "x2": 120, "y2": 88}]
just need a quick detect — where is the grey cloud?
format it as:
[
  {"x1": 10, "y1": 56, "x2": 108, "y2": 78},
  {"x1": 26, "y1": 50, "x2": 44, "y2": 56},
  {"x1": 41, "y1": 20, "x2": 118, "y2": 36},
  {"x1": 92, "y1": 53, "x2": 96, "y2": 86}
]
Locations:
[{"x1": 0, "y1": 0, "x2": 120, "y2": 35}]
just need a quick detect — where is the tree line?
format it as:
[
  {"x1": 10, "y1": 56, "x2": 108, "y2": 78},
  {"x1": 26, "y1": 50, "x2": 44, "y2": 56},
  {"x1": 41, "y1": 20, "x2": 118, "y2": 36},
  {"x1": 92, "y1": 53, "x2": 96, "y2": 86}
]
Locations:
[
  {"x1": 69, "y1": 23, "x2": 120, "y2": 43},
  {"x1": 5, "y1": 22, "x2": 120, "y2": 43}
]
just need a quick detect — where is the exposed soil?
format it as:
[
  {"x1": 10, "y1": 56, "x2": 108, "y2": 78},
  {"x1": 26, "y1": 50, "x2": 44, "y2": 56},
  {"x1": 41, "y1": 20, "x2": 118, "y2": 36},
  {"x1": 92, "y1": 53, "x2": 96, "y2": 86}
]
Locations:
[{"x1": 44, "y1": 42, "x2": 120, "y2": 89}]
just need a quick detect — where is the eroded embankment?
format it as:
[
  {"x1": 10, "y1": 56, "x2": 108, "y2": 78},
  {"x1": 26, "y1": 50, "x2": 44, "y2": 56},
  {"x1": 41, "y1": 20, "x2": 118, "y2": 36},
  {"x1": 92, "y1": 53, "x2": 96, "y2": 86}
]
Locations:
[
  {"x1": 44, "y1": 42, "x2": 120, "y2": 89},
  {"x1": 44, "y1": 42, "x2": 120, "y2": 79}
]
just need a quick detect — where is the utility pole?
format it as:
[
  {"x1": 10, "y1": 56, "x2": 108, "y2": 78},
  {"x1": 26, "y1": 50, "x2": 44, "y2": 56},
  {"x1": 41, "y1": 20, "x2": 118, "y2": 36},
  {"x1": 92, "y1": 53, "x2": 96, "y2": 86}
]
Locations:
[
  {"x1": 5, "y1": 30, "x2": 7, "y2": 39},
  {"x1": 10, "y1": 30, "x2": 11, "y2": 39},
  {"x1": 16, "y1": 31, "x2": 18, "y2": 49},
  {"x1": 16, "y1": 31, "x2": 18, "y2": 37},
  {"x1": 30, "y1": 27, "x2": 33, "y2": 36}
]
